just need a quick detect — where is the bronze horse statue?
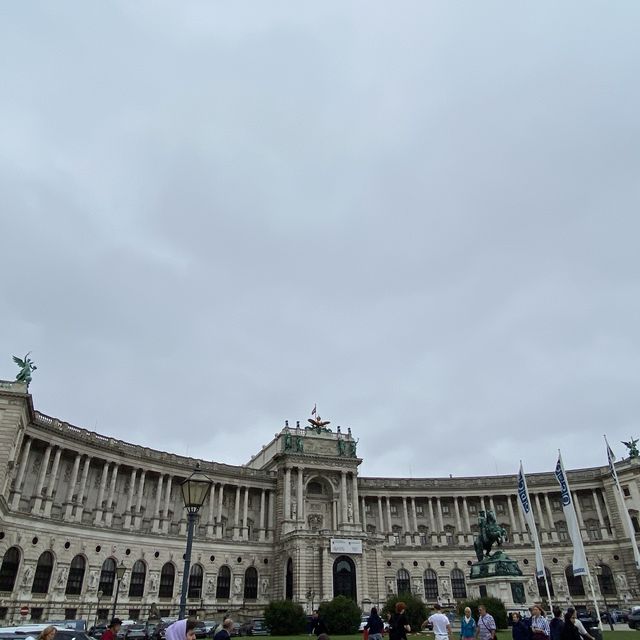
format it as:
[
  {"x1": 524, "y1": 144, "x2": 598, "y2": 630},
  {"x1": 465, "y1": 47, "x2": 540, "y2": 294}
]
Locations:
[{"x1": 474, "y1": 510, "x2": 508, "y2": 562}]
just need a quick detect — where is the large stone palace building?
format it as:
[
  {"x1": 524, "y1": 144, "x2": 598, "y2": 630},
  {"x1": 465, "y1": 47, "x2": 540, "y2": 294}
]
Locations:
[{"x1": 1, "y1": 380, "x2": 639, "y2": 624}]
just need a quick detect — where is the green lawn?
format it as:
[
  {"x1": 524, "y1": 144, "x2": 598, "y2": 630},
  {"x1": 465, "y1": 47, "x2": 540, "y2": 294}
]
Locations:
[{"x1": 265, "y1": 632, "x2": 638, "y2": 640}]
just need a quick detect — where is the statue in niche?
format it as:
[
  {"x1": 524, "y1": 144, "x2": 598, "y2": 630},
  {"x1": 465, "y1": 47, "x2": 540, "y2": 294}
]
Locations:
[
  {"x1": 387, "y1": 579, "x2": 395, "y2": 594},
  {"x1": 261, "y1": 577, "x2": 270, "y2": 596},
  {"x1": 295, "y1": 435, "x2": 304, "y2": 453},
  {"x1": 308, "y1": 513, "x2": 323, "y2": 530},
  {"x1": 347, "y1": 502, "x2": 353, "y2": 522},
  {"x1": 337, "y1": 439, "x2": 346, "y2": 456},
  {"x1": 233, "y1": 576, "x2": 242, "y2": 596},
  {"x1": 527, "y1": 577, "x2": 537, "y2": 596},
  {"x1": 89, "y1": 571, "x2": 99, "y2": 589},
  {"x1": 291, "y1": 502, "x2": 297, "y2": 520},
  {"x1": 21, "y1": 566, "x2": 33, "y2": 588},
  {"x1": 284, "y1": 429, "x2": 292, "y2": 451},
  {"x1": 207, "y1": 577, "x2": 215, "y2": 594},
  {"x1": 150, "y1": 573, "x2": 158, "y2": 593},
  {"x1": 56, "y1": 566, "x2": 68, "y2": 588},
  {"x1": 617, "y1": 573, "x2": 628, "y2": 590},
  {"x1": 412, "y1": 577, "x2": 422, "y2": 594}
]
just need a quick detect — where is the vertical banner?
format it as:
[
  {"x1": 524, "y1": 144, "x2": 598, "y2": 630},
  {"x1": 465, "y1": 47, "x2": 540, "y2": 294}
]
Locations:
[
  {"x1": 517, "y1": 462, "x2": 546, "y2": 579},
  {"x1": 605, "y1": 436, "x2": 640, "y2": 569},
  {"x1": 554, "y1": 452, "x2": 588, "y2": 576}
]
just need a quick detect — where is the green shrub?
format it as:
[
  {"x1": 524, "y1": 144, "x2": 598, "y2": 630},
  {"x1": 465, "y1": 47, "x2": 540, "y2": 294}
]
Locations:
[
  {"x1": 381, "y1": 593, "x2": 429, "y2": 632},
  {"x1": 263, "y1": 599, "x2": 307, "y2": 635},
  {"x1": 318, "y1": 595, "x2": 362, "y2": 635},
  {"x1": 456, "y1": 596, "x2": 508, "y2": 629}
]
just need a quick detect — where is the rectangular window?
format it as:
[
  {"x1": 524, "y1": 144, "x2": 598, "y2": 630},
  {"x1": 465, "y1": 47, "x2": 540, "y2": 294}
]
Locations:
[
  {"x1": 442, "y1": 504, "x2": 450, "y2": 515},
  {"x1": 393, "y1": 534, "x2": 400, "y2": 545},
  {"x1": 580, "y1": 498, "x2": 594, "y2": 510},
  {"x1": 587, "y1": 528, "x2": 602, "y2": 541},
  {"x1": 365, "y1": 503, "x2": 372, "y2": 514},
  {"x1": 65, "y1": 609, "x2": 77, "y2": 620},
  {"x1": 419, "y1": 534, "x2": 427, "y2": 546},
  {"x1": 159, "y1": 610, "x2": 171, "y2": 618},
  {"x1": 390, "y1": 505, "x2": 398, "y2": 515},
  {"x1": 496, "y1": 503, "x2": 505, "y2": 514},
  {"x1": 623, "y1": 486, "x2": 631, "y2": 497},
  {"x1": 31, "y1": 609, "x2": 43, "y2": 621},
  {"x1": 416, "y1": 505, "x2": 424, "y2": 516},
  {"x1": 469, "y1": 504, "x2": 477, "y2": 514},
  {"x1": 552, "y1": 499, "x2": 562, "y2": 511},
  {"x1": 446, "y1": 532, "x2": 454, "y2": 546},
  {"x1": 0, "y1": 608, "x2": 7, "y2": 621},
  {"x1": 558, "y1": 530, "x2": 569, "y2": 542},
  {"x1": 128, "y1": 610, "x2": 140, "y2": 621},
  {"x1": 97, "y1": 609, "x2": 109, "y2": 622}
]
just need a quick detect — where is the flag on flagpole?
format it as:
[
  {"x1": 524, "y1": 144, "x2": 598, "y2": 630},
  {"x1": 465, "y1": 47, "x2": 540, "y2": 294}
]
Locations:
[
  {"x1": 554, "y1": 451, "x2": 589, "y2": 576},
  {"x1": 311, "y1": 404, "x2": 317, "y2": 416},
  {"x1": 517, "y1": 462, "x2": 546, "y2": 579},
  {"x1": 605, "y1": 436, "x2": 640, "y2": 569}
]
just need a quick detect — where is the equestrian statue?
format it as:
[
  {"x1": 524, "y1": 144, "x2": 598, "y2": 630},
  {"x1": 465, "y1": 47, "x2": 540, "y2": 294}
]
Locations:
[{"x1": 473, "y1": 509, "x2": 508, "y2": 563}]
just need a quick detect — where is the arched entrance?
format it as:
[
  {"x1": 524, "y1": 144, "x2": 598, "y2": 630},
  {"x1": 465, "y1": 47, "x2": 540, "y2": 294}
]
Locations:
[
  {"x1": 285, "y1": 558, "x2": 293, "y2": 600},
  {"x1": 333, "y1": 556, "x2": 356, "y2": 601}
]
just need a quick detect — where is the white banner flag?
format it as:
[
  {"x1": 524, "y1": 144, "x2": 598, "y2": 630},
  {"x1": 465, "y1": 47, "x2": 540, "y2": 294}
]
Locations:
[
  {"x1": 517, "y1": 462, "x2": 546, "y2": 579},
  {"x1": 554, "y1": 452, "x2": 588, "y2": 576},
  {"x1": 605, "y1": 437, "x2": 640, "y2": 569}
]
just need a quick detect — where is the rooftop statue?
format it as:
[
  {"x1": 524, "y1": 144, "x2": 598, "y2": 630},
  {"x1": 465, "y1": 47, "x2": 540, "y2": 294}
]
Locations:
[
  {"x1": 622, "y1": 438, "x2": 639, "y2": 459},
  {"x1": 307, "y1": 414, "x2": 332, "y2": 434},
  {"x1": 13, "y1": 353, "x2": 37, "y2": 387}
]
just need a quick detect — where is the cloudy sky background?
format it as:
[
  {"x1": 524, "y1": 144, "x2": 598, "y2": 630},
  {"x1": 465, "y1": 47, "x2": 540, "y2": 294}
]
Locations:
[{"x1": 1, "y1": 2, "x2": 639, "y2": 478}]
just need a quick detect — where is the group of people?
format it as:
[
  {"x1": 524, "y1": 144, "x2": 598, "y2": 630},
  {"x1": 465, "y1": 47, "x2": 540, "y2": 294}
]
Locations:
[
  {"x1": 512, "y1": 606, "x2": 597, "y2": 640},
  {"x1": 95, "y1": 617, "x2": 236, "y2": 640}
]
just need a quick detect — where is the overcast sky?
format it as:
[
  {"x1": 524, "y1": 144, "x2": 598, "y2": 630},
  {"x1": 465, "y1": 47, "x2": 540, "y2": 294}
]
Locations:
[{"x1": 1, "y1": 2, "x2": 639, "y2": 479}]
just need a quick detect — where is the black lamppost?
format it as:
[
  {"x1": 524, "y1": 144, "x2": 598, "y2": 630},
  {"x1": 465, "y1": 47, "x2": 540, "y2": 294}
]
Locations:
[
  {"x1": 113, "y1": 562, "x2": 127, "y2": 619},
  {"x1": 178, "y1": 465, "x2": 213, "y2": 620},
  {"x1": 95, "y1": 589, "x2": 104, "y2": 627},
  {"x1": 595, "y1": 565, "x2": 614, "y2": 632}
]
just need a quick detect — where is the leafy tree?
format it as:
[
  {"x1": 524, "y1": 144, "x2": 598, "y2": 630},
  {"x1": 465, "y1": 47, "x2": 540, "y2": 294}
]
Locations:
[
  {"x1": 318, "y1": 595, "x2": 362, "y2": 635},
  {"x1": 264, "y1": 599, "x2": 307, "y2": 635},
  {"x1": 382, "y1": 593, "x2": 429, "y2": 632},
  {"x1": 456, "y1": 596, "x2": 508, "y2": 629}
]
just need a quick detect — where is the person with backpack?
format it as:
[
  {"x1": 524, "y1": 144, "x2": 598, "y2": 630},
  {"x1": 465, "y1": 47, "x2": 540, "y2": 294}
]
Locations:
[
  {"x1": 389, "y1": 602, "x2": 411, "y2": 640},
  {"x1": 364, "y1": 607, "x2": 385, "y2": 640}
]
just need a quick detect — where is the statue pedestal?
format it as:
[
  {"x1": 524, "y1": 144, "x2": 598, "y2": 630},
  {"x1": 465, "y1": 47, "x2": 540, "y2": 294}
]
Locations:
[{"x1": 468, "y1": 551, "x2": 526, "y2": 609}]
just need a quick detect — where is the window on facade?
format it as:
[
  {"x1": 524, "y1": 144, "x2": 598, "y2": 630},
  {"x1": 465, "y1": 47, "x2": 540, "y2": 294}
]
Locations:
[
  {"x1": 469, "y1": 504, "x2": 477, "y2": 514},
  {"x1": 32, "y1": 551, "x2": 54, "y2": 594},
  {"x1": 586, "y1": 520, "x2": 602, "y2": 541},
  {"x1": 366, "y1": 525, "x2": 376, "y2": 534},
  {"x1": 217, "y1": 566, "x2": 231, "y2": 599},
  {"x1": 30, "y1": 608, "x2": 43, "y2": 621},
  {"x1": 128, "y1": 560, "x2": 146, "y2": 598},
  {"x1": 396, "y1": 569, "x2": 411, "y2": 595},
  {"x1": 565, "y1": 565, "x2": 585, "y2": 597},
  {"x1": 552, "y1": 499, "x2": 562, "y2": 511},
  {"x1": 159, "y1": 563, "x2": 175, "y2": 598},
  {"x1": 442, "y1": 504, "x2": 450, "y2": 515},
  {"x1": 0, "y1": 547, "x2": 20, "y2": 592},
  {"x1": 0, "y1": 607, "x2": 7, "y2": 620},
  {"x1": 630, "y1": 511, "x2": 640, "y2": 534},
  {"x1": 99, "y1": 558, "x2": 116, "y2": 596},
  {"x1": 128, "y1": 610, "x2": 140, "y2": 621},
  {"x1": 451, "y1": 568, "x2": 467, "y2": 599},
  {"x1": 97, "y1": 609, "x2": 109, "y2": 622},
  {"x1": 580, "y1": 497, "x2": 594, "y2": 510},
  {"x1": 623, "y1": 486, "x2": 631, "y2": 498},
  {"x1": 65, "y1": 555, "x2": 85, "y2": 595},
  {"x1": 307, "y1": 482, "x2": 323, "y2": 495},
  {"x1": 496, "y1": 503, "x2": 505, "y2": 514},
  {"x1": 423, "y1": 569, "x2": 438, "y2": 600},
  {"x1": 244, "y1": 567, "x2": 258, "y2": 599},
  {"x1": 64, "y1": 609, "x2": 77, "y2": 620},
  {"x1": 392, "y1": 525, "x2": 402, "y2": 545},
  {"x1": 597, "y1": 564, "x2": 617, "y2": 596},
  {"x1": 416, "y1": 505, "x2": 424, "y2": 516},
  {"x1": 444, "y1": 526, "x2": 455, "y2": 546},
  {"x1": 556, "y1": 521, "x2": 569, "y2": 542},
  {"x1": 365, "y1": 503, "x2": 372, "y2": 514},
  {"x1": 537, "y1": 568, "x2": 555, "y2": 598},
  {"x1": 188, "y1": 564, "x2": 203, "y2": 599},
  {"x1": 390, "y1": 505, "x2": 398, "y2": 515}
]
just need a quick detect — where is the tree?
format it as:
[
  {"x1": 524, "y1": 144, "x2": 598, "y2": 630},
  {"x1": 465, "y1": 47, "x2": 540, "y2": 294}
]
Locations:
[
  {"x1": 456, "y1": 596, "x2": 508, "y2": 629},
  {"x1": 318, "y1": 595, "x2": 362, "y2": 635},
  {"x1": 382, "y1": 593, "x2": 429, "y2": 632},
  {"x1": 264, "y1": 599, "x2": 307, "y2": 635}
]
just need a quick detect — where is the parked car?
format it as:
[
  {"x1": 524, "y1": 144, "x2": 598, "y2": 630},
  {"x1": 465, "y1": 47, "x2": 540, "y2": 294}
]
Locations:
[
  {"x1": 627, "y1": 606, "x2": 640, "y2": 629},
  {"x1": 201, "y1": 622, "x2": 218, "y2": 637},
  {"x1": 193, "y1": 622, "x2": 207, "y2": 640},
  {"x1": 125, "y1": 625, "x2": 149, "y2": 640},
  {"x1": 249, "y1": 620, "x2": 269, "y2": 637},
  {"x1": 230, "y1": 623, "x2": 241, "y2": 637},
  {"x1": 88, "y1": 625, "x2": 107, "y2": 639},
  {"x1": 603, "y1": 609, "x2": 629, "y2": 623}
]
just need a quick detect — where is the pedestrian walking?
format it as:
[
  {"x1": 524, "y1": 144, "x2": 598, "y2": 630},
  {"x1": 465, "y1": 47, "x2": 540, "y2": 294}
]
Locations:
[
  {"x1": 364, "y1": 607, "x2": 385, "y2": 640},
  {"x1": 476, "y1": 605, "x2": 496, "y2": 640},
  {"x1": 460, "y1": 607, "x2": 476, "y2": 640}
]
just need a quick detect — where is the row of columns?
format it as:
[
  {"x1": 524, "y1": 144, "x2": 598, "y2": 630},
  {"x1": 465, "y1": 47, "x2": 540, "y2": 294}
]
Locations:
[
  {"x1": 10, "y1": 437, "x2": 276, "y2": 540},
  {"x1": 360, "y1": 489, "x2": 613, "y2": 545}
]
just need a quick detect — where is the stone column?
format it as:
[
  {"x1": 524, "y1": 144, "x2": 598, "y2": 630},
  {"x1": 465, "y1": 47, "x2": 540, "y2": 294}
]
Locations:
[
  {"x1": 243, "y1": 486, "x2": 250, "y2": 539},
  {"x1": 259, "y1": 489, "x2": 266, "y2": 541},
  {"x1": 480, "y1": 496, "x2": 486, "y2": 512},
  {"x1": 428, "y1": 497, "x2": 437, "y2": 543},
  {"x1": 206, "y1": 483, "x2": 216, "y2": 538},
  {"x1": 352, "y1": 473, "x2": 360, "y2": 525},
  {"x1": 592, "y1": 489, "x2": 608, "y2": 539},
  {"x1": 134, "y1": 470, "x2": 146, "y2": 529},
  {"x1": 93, "y1": 461, "x2": 110, "y2": 525},
  {"x1": 161, "y1": 474, "x2": 173, "y2": 533},
  {"x1": 234, "y1": 485, "x2": 241, "y2": 539},
  {"x1": 216, "y1": 483, "x2": 225, "y2": 537},
  {"x1": 332, "y1": 499, "x2": 338, "y2": 529},
  {"x1": 362, "y1": 496, "x2": 368, "y2": 531},
  {"x1": 42, "y1": 446, "x2": 62, "y2": 517},
  {"x1": 385, "y1": 496, "x2": 392, "y2": 539},
  {"x1": 534, "y1": 493, "x2": 547, "y2": 541},
  {"x1": 402, "y1": 496, "x2": 410, "y2": 532},
  {"x1": 489, "y1": 496, "x2": 496, "y2": 515},
  {"x1": 462, "y1": 497, "x2": 471, "y2": 535},
  {"x1": 32, "y1": 444, "x2": 52, "y2": 514},
  {"x1": 507, "y1": 495, "x2": 520, "y2": 543},
  {"x1": 411, "y1": 497, "x2": 418, "y2": 533},
  {"x1": 152, "y1": 473, "x2": 164, "y2": 531},
  {"x1": 104, "y1": 463, "x2": 120, "y2": 526},
  {"x1": 268, "y1": 489, "x2": 275, "y2": 540},
  {"x1": 454, "y1": 497, "x2": 464, "y2": 543},
  {"x1": 11, "y1": 436, "x2": 31, "y2": 510},
  {"x1": 75, "y1": 456, "x2": 92, "y2": 522},
  {"x1": 544, "y1": 493, "x2": 558, "y2": 542},
  {"x1": 340, "y1": 471, "x2": 348, "y2": 525},
  {"x1": 123, "y1": 468, "x2": 138, "y2": 529},
  {"x1": 378, "y1": 497, "x2": 385, "y2": 533},
  {"x1": 436, "y1": 497, "x2": 445, "y2": 535},
  {"x1": 297, "y1": 468, "x2": 304, "y2": 524},
  {"x1": 573, "y1": 491, "x2": 587, "y2": 540},
  {"x1": 284, "y1": 467, "x2": 291, "y2": 520},
  {"x1": 63, "y1": 453, "x2": 82, "y2": 519}
]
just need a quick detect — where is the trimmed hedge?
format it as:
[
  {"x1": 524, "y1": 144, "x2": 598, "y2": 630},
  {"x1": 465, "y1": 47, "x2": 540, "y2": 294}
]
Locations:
[
  {"x1": 318, "y1": 595, "x2": 362, "y2": 635},
  {"x1": 264, "y1": 599, "x2": 307, "y2": 635}
]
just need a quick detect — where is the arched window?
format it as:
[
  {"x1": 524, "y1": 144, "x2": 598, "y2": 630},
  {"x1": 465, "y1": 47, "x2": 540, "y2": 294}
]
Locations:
[
  {"x1": 244, "y1": 567, "x2": 258, "y2": 599},
  {"x1": 129, "y1": 560, "x2": 146, "y2": 598},
  {"x1": 333, "y1": 556, "x2": 357, "y2": 601},
  {"x1": 98, "y1": 558, "x2": 116, "y2": 596},
  {"x1": 307, "y1": 481, "x2": 323, "y2": 495},
  {"x1": 565, "y1": 565, "x2": 585, "y2": 597},
  {"x1": 451, "y1": 568, "x2": 467, "y2": 599},
  {"x1": 32, "y1": 551, "x2": 54, "y2": 594},
  {"x1": 188, "y1": 564, "x2": 203, "y2": 599},
  {"x1": 0, "y1": 547, "x2": 20, "y2": 592},
  {"x1": 216, "y1": 566, "x2": 231, "y2": 599},
  {"x1": 159, "y1": 563, "x2": 175, "y2": 598},
  {"x1": 396, "y1": 568, "x2": 411, "y2": 594},
  {"x1": 285, "y1": 558, "x2": 293, "y2": 600},
  {"x1": 423, "y1": 569, "x2": 439, "y2": 600},
  {"x1": 65, "y1": 555, "x2": 86, "y2": 595},
  {"x1": 597, "y1": 564, "x2": 616, "y2": 596},
  {"x1": 537, "y1": 567, "x2": 555, "y2": 598}
]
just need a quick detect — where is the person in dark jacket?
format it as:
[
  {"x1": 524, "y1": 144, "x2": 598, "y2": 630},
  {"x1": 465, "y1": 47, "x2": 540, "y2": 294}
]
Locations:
[
  {"x1": 560, "y1": 611, "x2": 581, "y2": 640},
  {"x1": 312, "y1": 611, "x2": 329, "y2": 637},
  {"x1": 549, "y1": 608, "x2": 565, "y2": 640},
  {"x1": 364, "y1": 607, "x2": 385, "y2": 640},
  {"x1": 512, "y1": 613, "x2": 530, "y2": 640}
]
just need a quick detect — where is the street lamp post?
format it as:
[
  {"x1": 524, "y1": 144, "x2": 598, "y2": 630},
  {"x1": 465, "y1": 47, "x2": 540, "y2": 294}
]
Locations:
[
  {"x1": 113, "y1": 561, "x2": 127, "y2": 619},
  {"x1": 595, "y1": 565, "x2": 614, "y2": 632},
  {"x1": 95, "y1": 589, "x2": 104, "y2": 627},
  {"x1": 178, "y1": 464, "x2": 213, "y2": 620}
]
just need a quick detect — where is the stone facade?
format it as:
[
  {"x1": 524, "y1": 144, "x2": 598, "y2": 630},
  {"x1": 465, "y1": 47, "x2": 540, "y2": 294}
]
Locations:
[{"x1": 0, "y1": 381, "x2": 639, "y2": 624}]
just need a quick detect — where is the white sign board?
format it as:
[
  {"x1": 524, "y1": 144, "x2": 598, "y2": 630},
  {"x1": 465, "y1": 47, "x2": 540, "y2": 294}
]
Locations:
[{"x1": 330, "y1": 538, "x2": 363, "y2": 554}]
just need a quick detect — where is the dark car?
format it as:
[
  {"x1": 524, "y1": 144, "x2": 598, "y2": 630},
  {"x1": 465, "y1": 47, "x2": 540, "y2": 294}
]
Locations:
[
  {"x1": 193, "y1": 623, "x2": 207, "y2": 640},
  {"x1": 230, "y1": 624, "x2": 241, "y2": 638},
  {"x1": 125, "y1": 626, "x2": 149, "y2": 640},
  {"x1": 88, "y1": 626, "x2": 107, "y2": 640},
  {"x1": 628, "y1": 607, "x2": 640, "y2": 629},
  {"x1": 249, "y1": 620, "x2": 269, "y2": 636}
]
